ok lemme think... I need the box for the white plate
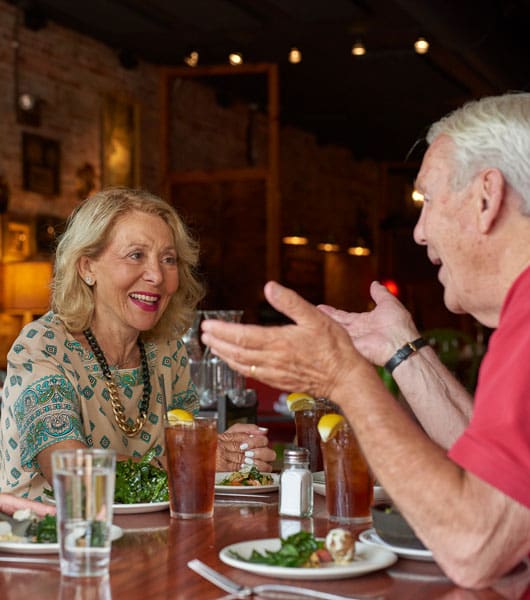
[45,497,169,515]
[219,538,397,580]
[0,525,123,555]
[359,529,433,562]
[113,501,169,514]
[312,472,388,503]
[215,472,279,494]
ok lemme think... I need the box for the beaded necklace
[83,328,151,437]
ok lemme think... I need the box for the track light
[288,47,302,64]
[414,37,429,55]
[228,52,243,66]
[184,51,199,67]
[351,40,366,56]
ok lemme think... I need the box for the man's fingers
[264,281,327,328]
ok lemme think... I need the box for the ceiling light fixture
[414,37,430,55]
[351,40,366,56]
[347,242,371,257]
[288,47,302,64]
[282,234,309,246]
[229,52,243,66]
[184,50,199,67]
[317,238,341,253]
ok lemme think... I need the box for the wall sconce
[16,92,41,126]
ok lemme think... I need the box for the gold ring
[250,364,257,376]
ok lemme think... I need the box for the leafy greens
[114,449,168,504]
[229,531,324,567]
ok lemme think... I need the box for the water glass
[52,448,116,577]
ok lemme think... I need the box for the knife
[187,559,381,599]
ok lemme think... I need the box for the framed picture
[101,95,140,187]
[22,133,61,195]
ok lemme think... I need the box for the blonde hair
[52,187,204,339]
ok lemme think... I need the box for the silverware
[188,559,379,599]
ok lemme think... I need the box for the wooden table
[0,494,528,599]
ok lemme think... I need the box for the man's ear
[477,168,505,234]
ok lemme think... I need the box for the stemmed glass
[199,310,244,409]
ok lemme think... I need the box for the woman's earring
[85,276,94,286]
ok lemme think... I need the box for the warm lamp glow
[282,235,309,246]
[348,245,371,257]
[317,242,340,253]
[414,37,430,55]
[288,47,302,64]
[3,261,53,310]
[411,189,424,205]
[229,52,243,66]
[352,40,366,56]
[184,51,199,67]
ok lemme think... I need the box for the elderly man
[201,93,530,589]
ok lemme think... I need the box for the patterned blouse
[0,312,199,500]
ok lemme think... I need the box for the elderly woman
[0,187,274,500]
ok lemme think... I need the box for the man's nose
[413,206,427,246]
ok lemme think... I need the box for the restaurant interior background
[1,0,529,388]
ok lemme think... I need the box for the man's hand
[318,281,420,366]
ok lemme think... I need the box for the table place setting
[187,559,383,599]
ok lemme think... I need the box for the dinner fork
[187,559,381,600]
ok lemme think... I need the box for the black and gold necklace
[83,328,151,437]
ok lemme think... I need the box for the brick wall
[0,0,380,317]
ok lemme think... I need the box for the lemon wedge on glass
[286,392,316,412]
[166,408,195,425]
[317,413,345,442]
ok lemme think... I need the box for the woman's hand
[216,423,276,472]
[0,493,56,517]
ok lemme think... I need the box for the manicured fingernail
[258,427,268,432]
[249,434,254,439]
[243,457,254,465]
[239,443,249,450]
[244,451,255,458]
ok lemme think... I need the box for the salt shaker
[279,447,313,517]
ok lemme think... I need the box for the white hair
[427,92,530,213]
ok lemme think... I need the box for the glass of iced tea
[294,398,331,472]
[164,416,218,519]
[320,416,373,523]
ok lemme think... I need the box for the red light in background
[383,279,399,296]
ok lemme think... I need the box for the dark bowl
[371,503,427,550]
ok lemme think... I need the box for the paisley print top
[0,312,199,500]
